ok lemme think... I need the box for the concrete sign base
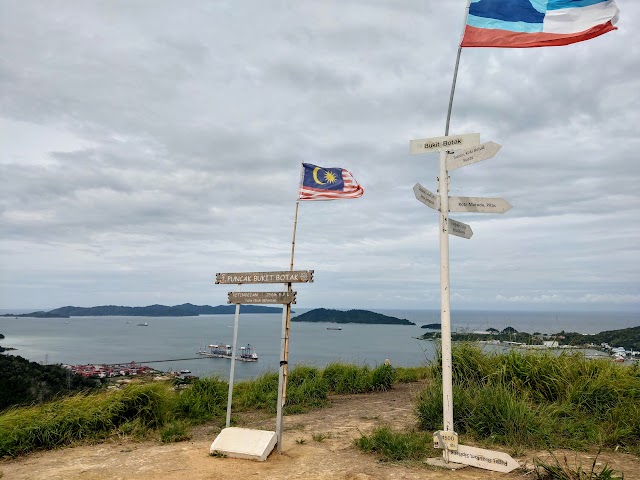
[210,427,277,461]
[425,457,468,470]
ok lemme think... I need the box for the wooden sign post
[216,270,313,454]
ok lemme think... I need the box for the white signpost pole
[225,302,241,427]
[438,151,455,462]
[275,305,288,453]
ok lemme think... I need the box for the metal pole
[440,1,471,463]
[445,0,471,137]
[438,151,454,463]
[275,305,288,453]
[225,303,240,428]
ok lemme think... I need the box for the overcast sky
[1,1,638,312]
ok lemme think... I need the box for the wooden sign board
[410,133,480,154]
[228,291,296,305]
[448,196,512,214]
[216,270,314,284]
[447,444,520,473]
[449,219,473,239]
[446,141,501,171]
[433,430,458,450]
[413,183,440,211]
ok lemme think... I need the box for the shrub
[371,364,397,391]
[175,377,227,422]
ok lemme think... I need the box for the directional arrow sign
[446,141,502,171]
[447,444,520,473]
[448,219,473,239]
[448,196,512,214]
[413,183,439,211]
[410,133,480,154]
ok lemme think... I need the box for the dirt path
[2,382,639,480]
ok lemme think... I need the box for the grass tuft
[354,426,432,462]
[533,451,624,479]
[160,420,191,443]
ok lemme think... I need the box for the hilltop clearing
[2,381,638,480]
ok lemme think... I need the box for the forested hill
[2,303,286,318]
[0,354,96,410]
[292,308,415,325]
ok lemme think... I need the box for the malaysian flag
[297,163,364,201]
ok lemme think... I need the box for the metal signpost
[411,135,517,473]
[215,270,313,454]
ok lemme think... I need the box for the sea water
[0,309,637,381]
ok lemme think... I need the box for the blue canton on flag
[298,163,364,201]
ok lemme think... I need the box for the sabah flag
[298,163,364,201]
[462,0,619,48]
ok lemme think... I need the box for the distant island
[292,308,415,325]
[419,325,640,351]
[1,303,288,318]
[421,323,441,329]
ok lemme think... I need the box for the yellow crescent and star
[312,167,338,185]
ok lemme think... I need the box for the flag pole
[283,200,300,402]
[276,168,302,453]
[445,0,471,136]
[440,0,471,464]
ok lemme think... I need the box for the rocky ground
[2,382,639,480]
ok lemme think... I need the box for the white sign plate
[433,430,458,450]
[446,141,502,171]
[448,196,512,214]
[413,183,439,211]
[447,444,520,473]
[449,219,473,239]
[410,133,480,154]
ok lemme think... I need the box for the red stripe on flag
[461,22,617,48]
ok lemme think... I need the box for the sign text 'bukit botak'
[216,270,314,284]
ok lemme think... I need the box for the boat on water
[197,343,258,361]
[239,344,258,362]
[197,343,233,358]
[136,322,149,326]
[327,327,342,331]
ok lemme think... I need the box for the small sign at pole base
[433,430,458,450]
[446,444,520,473]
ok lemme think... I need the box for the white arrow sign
[448,196,512,214]
[413,183,439,211]
[410,133,480,154]
[448,219,473,239]
[447,444,520,473]
[446,141,502,171]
